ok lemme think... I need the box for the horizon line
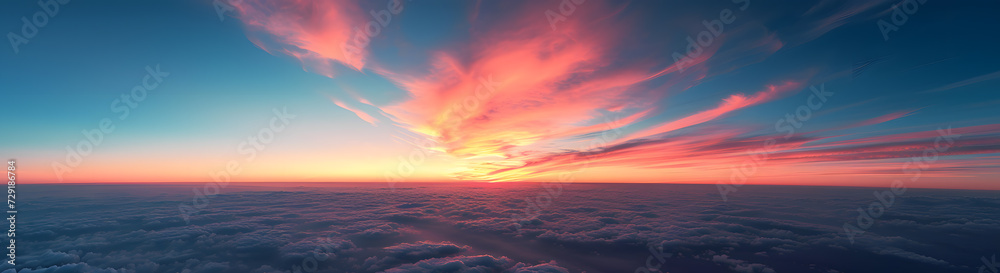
[17,181,1000,191]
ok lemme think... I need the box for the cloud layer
[7,184,999,272]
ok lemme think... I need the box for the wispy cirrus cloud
[921,70,1000,93]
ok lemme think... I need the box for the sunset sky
[2,0,999,189]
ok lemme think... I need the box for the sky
[1,0,999,189]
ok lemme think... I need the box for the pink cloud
[227,0,1000,184]
[231,0,370,74]
[619,81,804,143]
[333,99,380,126]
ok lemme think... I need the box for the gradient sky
[2,0,999,189]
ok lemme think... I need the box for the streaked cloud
[226,0,1000,184]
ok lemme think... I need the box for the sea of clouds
[3,183,998,273]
